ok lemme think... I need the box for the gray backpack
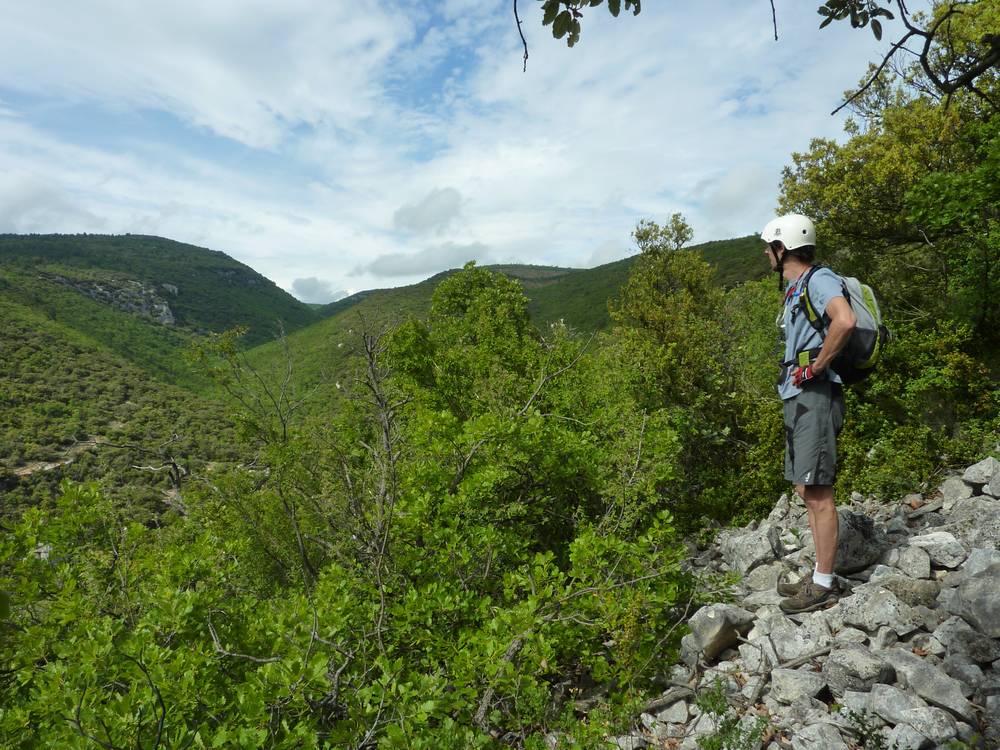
[798,266,891,384]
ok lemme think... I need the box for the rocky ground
[604,456,1000,749]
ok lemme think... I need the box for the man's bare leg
[800,484,838,575]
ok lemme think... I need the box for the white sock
[813,570,834,588]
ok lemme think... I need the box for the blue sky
[0,0,906,302]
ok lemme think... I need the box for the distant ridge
[315,235,765,332]
[245,235,768,415]
[0,233,318,347]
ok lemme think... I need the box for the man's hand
[791,365,820,387]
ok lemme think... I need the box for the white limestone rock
[940,476,973,511]
[962,456,1000,486]
[838,584,917,636]
[954,562,1000,638]
[721,526,776,576]
[870,683,927,725]
[881,647,976,723]
[791,722,849,749]
[962,547,1000,577]
[821,643,895,697]
[769,668,827,705]
[895,546,932,579]
[744,561,784,592]
[884,723,932,749]
[899,706,958,745]
[907,531,968,569]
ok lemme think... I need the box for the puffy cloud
[0,173,107,232]
[356,242,492,278]
[587,240,631,267]
[0,1,892,294]
[694,164,779,239]
[393,187,462,234]
[290,277,348,304]
[0,0,409,149]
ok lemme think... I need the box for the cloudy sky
[0,1,902,302]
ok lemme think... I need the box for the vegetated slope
[319,236,766,333]
[0,234,318,348]
[0,267,208,390]
[524,236,766,330]
[248,236,768,416]
[0,292,236,518]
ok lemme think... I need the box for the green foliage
[0,234,318,347]
[695,680,769,750]
[843,708,898,750]
[0,266,209,391]
[1,291,694,744]
[0,293,236,520]
[609,239,785,526]
[838,320,999,499]
[906,115,1000,336]
[633,213,693,254]
[5,37,1000,746]
[541,0,641,48]
[250,242,767,419]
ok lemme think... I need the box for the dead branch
[474,635,526,730]
[515,0,529,72]
[208,617,282,664]
[836,1,1000,114]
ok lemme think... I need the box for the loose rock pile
[611,456,1000,749]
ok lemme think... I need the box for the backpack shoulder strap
[799,265,825,333]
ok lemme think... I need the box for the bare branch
[770,0,778,41]
[514,0,529,72]
[833,30,918,114]
[208,618,282,664]
[474,635,526,729]
[519,332,595,417]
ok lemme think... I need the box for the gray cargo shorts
[783,379,845,486]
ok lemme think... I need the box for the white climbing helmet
[760,213,816,251]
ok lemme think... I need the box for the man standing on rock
[761,214,857,614]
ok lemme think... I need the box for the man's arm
[811,296,856,375]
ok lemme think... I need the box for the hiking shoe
[776,574,840,598]
[779,579,839,614]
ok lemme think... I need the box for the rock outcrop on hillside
[48,274,177,325]
[608,456,1000,749]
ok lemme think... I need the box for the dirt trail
[11,437,103,477]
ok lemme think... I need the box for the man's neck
[782,257,811,282]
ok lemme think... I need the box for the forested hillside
[2,3,999,747]
[0,292,238,519]
[245,235,767,419]
[0,230,761,517]
[0,234,319,348]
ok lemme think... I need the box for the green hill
[245,236,767,414]
[0,232,768,494]
[0,292,236,518]
[0,234,318,348]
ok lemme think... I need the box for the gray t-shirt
[778,266,845,400]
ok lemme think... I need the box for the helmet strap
[770,245,785,291]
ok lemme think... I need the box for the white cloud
[588,240,631,267]
[0,0,409,148]
[0,0,900,294]
[393,187,462,234]
[291,277,348,304]
[356,242,493,277]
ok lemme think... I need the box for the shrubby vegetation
[0,293,237,520]
[2,4,999,744]
[0,234,318,348]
